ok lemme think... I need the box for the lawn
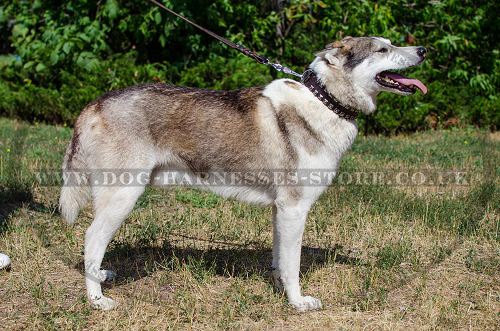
[0,117,498,330]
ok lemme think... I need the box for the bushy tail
[59,183,90,225]
[59,129,90,225]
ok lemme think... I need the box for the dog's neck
[309,58,377,115]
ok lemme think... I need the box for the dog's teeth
[382,76,395,84]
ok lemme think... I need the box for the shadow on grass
[0,188,33,234]
[70,181,498,287]
[0,187,54,236]
[75,240,362,286]
[0,123,33,234]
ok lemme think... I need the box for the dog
[59,36,427,311]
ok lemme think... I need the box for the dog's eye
[377,48,388,53]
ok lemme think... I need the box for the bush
[0,0,498,132]
[0,51,170,123]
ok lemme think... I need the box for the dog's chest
[298,117,357,169]
[287,124,355,205]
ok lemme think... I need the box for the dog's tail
[59,119,91,225]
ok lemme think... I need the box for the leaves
[76,52,100,72]
[103,0,120,20]
[0,0,498,131]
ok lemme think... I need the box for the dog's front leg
[271,203,322,312]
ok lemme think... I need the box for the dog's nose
[417,46,427,58]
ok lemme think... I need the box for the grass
[0,117,499,330]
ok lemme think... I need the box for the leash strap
[148,0,303,78]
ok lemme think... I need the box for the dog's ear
[322,51,341,67]
[331,40,352,53]
[328,41,344,49]
[316,40,350,67]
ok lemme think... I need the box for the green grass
[0,117,499,330]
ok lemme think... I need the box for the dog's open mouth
[376,71,428,94]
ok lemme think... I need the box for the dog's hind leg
[85,185,145,310]
[272,201,322,312]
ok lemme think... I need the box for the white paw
[290,295,322,312]
[100,269,116,282]
[90,296,118,311]
[0,253,11,269]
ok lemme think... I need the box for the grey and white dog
[59,36,427,311]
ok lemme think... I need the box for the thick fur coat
[60,36,427,311]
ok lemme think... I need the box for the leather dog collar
[301,69,358,120]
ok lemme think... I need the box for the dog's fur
[59,36,426,311]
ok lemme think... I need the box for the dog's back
[60,83,301,224]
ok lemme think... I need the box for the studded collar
[300,69,358,120]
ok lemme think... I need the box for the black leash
[148,0,302,78]
[147,0,358,120]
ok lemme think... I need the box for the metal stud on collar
[301,69,358,120]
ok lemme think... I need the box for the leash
[147,0,358,120]
[148,0,302,78]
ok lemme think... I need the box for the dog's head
[311,36,427,113]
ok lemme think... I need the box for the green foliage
[0,0,498,132]
[0,52,169,122]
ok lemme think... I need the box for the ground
[0,117,498,330]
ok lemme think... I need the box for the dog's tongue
[385,72,428,94]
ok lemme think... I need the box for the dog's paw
[289,296,322,312]
[90,296,118,311]
[100,269,116,282]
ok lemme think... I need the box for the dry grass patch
[1,118,498,329]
